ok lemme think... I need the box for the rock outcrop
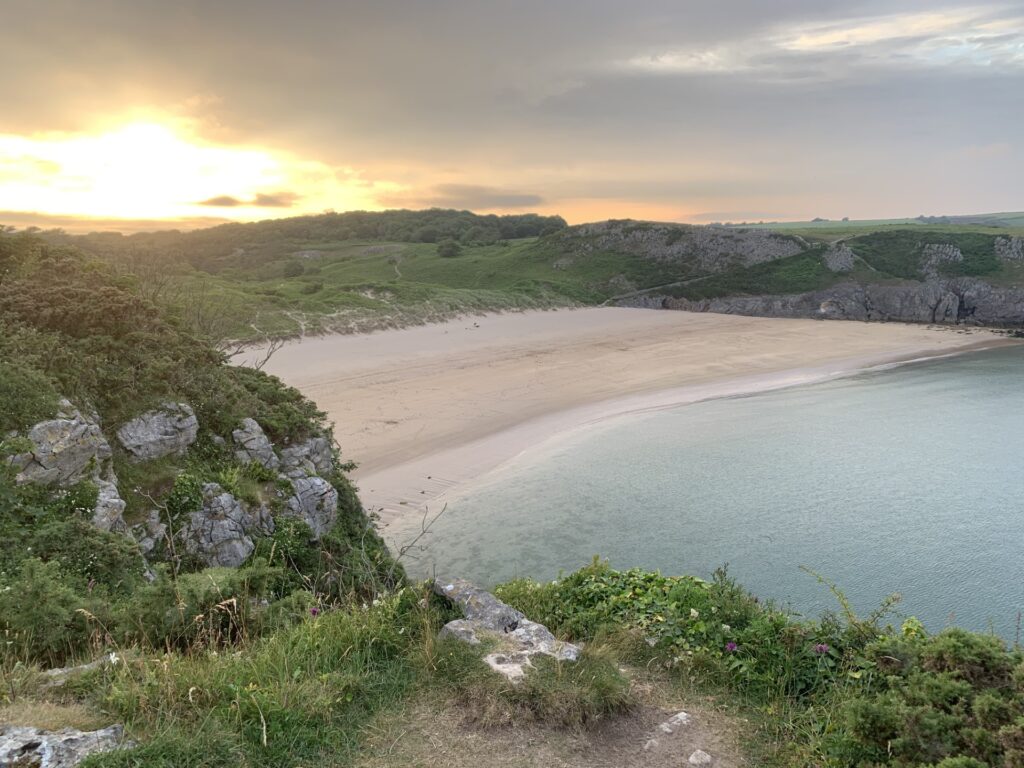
[434,579,581,682]
[7,400,128,533]
[996,236,1024,261]
[555,221,805,272]
[280,436,334,478]
[921,243,964,279]
[181,483,274,568]
[232,418,279,470]
[0,724,130,767]
[282,475,338,538]
[823,243,856,272]
[116,403,198,462]
[636,277,1024,326]
[9,401,110,487]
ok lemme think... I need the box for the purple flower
[725,642,738,653]
[310,607,320,617]
[813,643,830,655]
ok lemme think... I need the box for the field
[49,209,1024,341]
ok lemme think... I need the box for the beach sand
[248,308,1003,524]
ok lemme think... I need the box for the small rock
[117,403,198,462]
[0,724,130,767]
[689,748,714,766]
[231,418,279,470]
[434,579,582,682]
[643,738,660,751]
[181,483,273,567]
[282,474,338,538]
[280,436,334,478]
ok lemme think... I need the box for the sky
[1,0,1022,231]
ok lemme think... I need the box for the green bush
[0,359,58,433]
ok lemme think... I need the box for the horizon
[2,1,1023,230]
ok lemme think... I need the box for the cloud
[382,184,544,210]
[1,1,1022,223]
[253,191,300,207]
[199,191,300,208]
[199,195,243,207]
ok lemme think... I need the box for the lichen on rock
[116,402,198,462]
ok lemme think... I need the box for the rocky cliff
[626,278,1024,325]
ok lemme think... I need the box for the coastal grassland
[496,562,1024,767]
[30,210,1024,341]
[6,560,1024,767]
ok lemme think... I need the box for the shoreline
[361,335,1009,529]
[249,307,1016,528]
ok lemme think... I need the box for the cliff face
[624,278,1024,326]
[554,221,806,271]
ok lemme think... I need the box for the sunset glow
[0,120,386,224]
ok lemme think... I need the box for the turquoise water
[387,345,1024,637]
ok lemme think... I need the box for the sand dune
[250,308,1003,523]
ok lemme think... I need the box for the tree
[437,239,461,258]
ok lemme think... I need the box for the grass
[80,219,1023,341]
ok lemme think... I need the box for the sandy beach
[249,308,1004,524]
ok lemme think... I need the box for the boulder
[823,243,856,272]
[433,579,581,682]
[116,403,198,462]
[181,483,273,568]
[996,236,1024,262]
[282,475,338,538]
[8,400,111,487]
[280,436,334,478]
[131,510,168,557]
[92,474,127,533]
[0,724,130,767]
[231,418,279,470]
[922,243,964,279]
[7,401,129,533]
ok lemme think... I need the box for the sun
[0,119,379,223]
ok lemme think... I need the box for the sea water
[384,345,1024,637]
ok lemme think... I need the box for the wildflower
[813,643,830,655]
[725,642,738,653]
[108,652,120,666]
[310,607,320,617]
[690,608,700,620]
[721,624,731,632]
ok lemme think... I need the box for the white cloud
[620,5,1024,76]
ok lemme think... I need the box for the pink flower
[310,607,320,617]
[725,642,738,653]
[813,643,830,655]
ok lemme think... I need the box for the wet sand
[245,308,1004,524]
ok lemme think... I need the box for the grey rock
[823,243,856,272]
[92,474,127,533]
[282,475,338,538]
[131,510,168,557]
[556,221,805,272]
[433,579,581,682]
[437,618,481,644]
[9,401,111,487]
[689,749,714,766]
[231,418,279,470]
[996,236,1024,261]
[280,436,334,478]
[0,724,130,767]
[7,401,129,533]
[181,483,273,567]
[922,243,963,279]
[434,579,525,631]
[655,277,1024,326]
[116,403,198,462]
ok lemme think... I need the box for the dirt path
[354,672,750,768]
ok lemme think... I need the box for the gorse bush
[499,561,1024,767]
